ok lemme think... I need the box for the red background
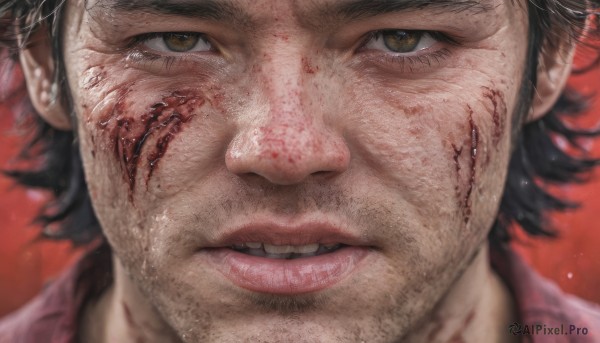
[1,51,600,317]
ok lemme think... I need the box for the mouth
[198,220,373,295]
[229,242,346,259]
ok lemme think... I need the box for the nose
[225,56,350,185]
[227,122,351,185]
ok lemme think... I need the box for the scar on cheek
[452,106,480,224]
[98,90,206,198]
[481,86,507,146]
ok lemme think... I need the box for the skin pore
[25,0,543,341]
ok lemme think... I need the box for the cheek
[80,65,108,92]
[102,90,205,196]
[347,83,510,226]
[450,106,481,224]
[482,86,508,146]
[449,86,509,225]
[78,82,215,202]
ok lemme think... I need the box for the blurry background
[1,47,600,317]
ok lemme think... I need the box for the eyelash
[129,51,185,71]
[380,48,453,72]
[127,30,459,72]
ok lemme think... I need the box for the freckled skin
[302,56,319,74]
[59,0,527,342]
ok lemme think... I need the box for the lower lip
[203,247,370,295]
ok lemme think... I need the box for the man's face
[62,0,526,341]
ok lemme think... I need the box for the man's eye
[364,30,436,54]
[142,33,212,53]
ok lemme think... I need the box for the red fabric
[492,247,600,343]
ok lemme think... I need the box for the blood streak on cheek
[452,144,463,196]
[451,106,480,223]
[481,87,507,146]
[464,107,480,223]
[100,90,205,198]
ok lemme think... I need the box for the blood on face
[97,90,206,199]
[481,86,507,146]
[450,105,480,224]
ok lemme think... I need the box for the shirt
[1,243,599,343]
[491,245,600,342]
[0,243,111,343]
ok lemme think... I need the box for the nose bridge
[261,46,309,124]
[260,49,314,157]
[226,49,350,184]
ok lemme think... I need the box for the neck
[405,244,518,343]
[80,258,181,343]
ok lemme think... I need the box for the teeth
[296,243,319,254]
[262,243,322,254]
[232,243,342,256]
[263,244,294,254]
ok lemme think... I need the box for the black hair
[0,0,599,246]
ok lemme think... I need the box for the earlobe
[19,28,72,130]
[527,43,576,122]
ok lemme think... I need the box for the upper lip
[205,217,371,248]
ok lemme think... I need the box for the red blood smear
[106,91,204,197]
[452,143,463,190]
[463,107,479,223]
[482,87,506,145]
[452,143,464,206]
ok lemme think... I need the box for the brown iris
[163,33,201,52]
[381,30,423,53]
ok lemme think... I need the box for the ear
[526,42,576,122]
[19,27,72,130]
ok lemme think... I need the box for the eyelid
[361,30,440,56]
[354,29,460,73]
[132,32,214,54]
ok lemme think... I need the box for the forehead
[87,0,504,29]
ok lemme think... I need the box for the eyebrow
[333,0,494,20]
[94,0,494,28]
[94,0,250,23]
